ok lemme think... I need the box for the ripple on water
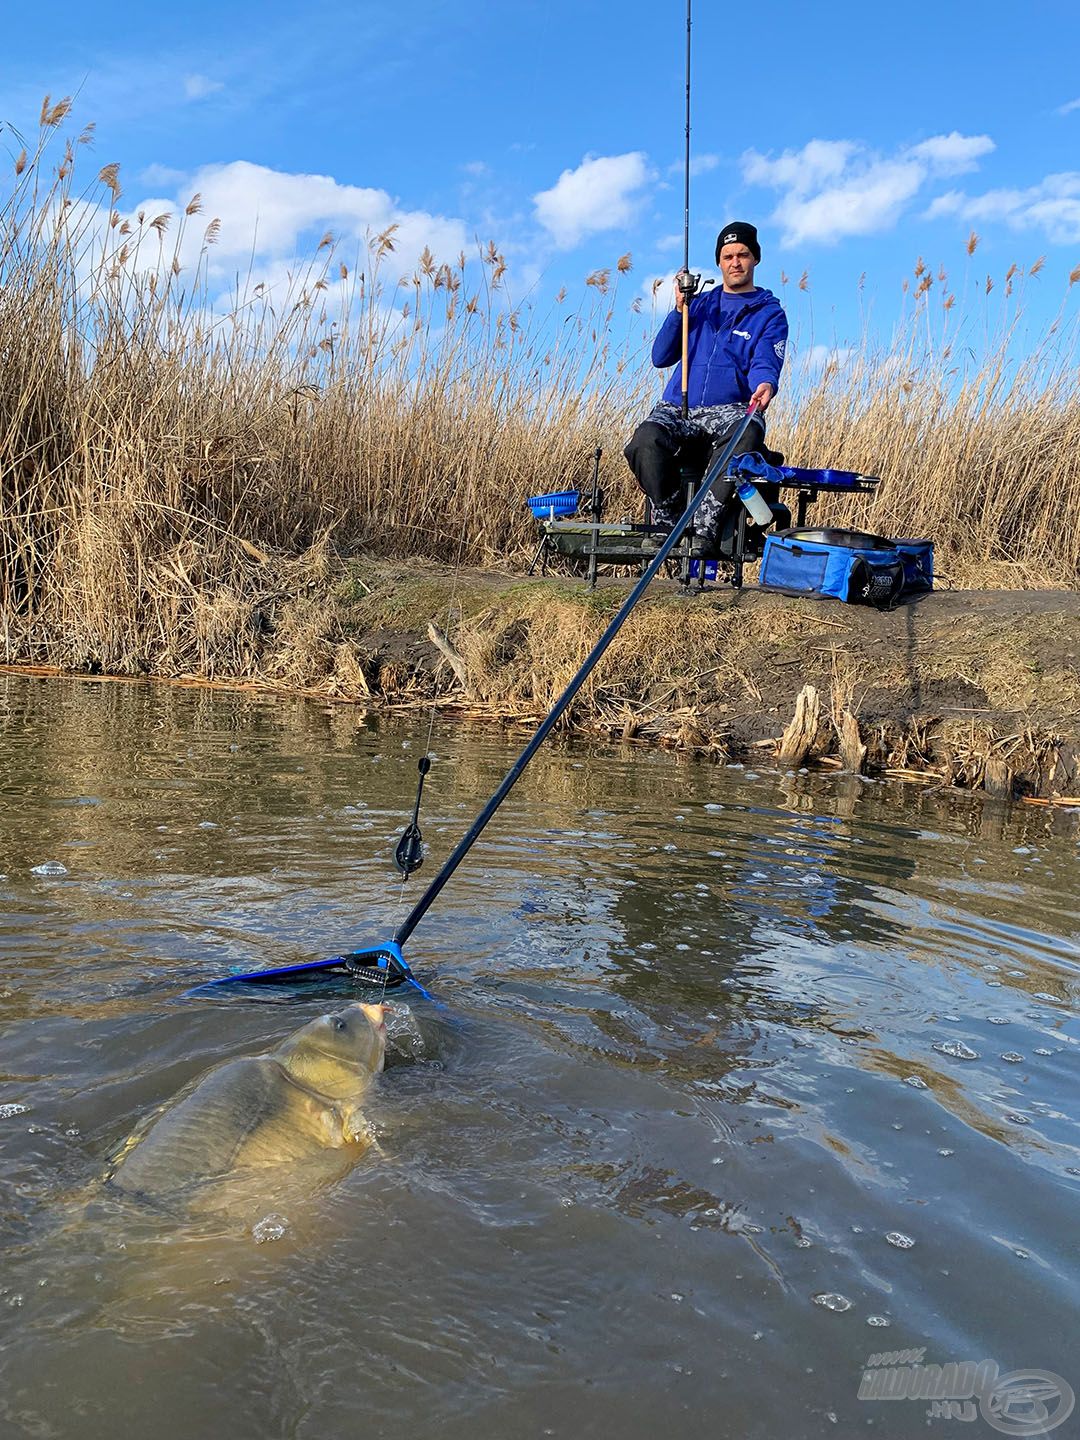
[2,677,1080,1440]
[812,1293,853,1312]
[933,1040,980,1060]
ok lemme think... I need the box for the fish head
[278,1002,387,1099]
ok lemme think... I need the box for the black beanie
[716,221,761,264]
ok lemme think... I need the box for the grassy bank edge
[6,559,1080,802]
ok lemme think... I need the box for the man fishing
[624,221,789,551]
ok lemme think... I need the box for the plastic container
[736,478,774,527]
[526,490,580,519]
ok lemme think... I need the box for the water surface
[1,674,1079,1439]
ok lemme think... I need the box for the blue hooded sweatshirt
[652,286,788,409]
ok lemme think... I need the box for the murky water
[1,674,1079,1439]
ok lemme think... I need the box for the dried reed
[2,107,1079,679]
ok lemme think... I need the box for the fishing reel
[677,269,701,301]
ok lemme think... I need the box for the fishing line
[393,505,472,892]
[205,7,744,1003]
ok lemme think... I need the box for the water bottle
[736,478,774,527]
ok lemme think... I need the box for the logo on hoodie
[774,339,786,359]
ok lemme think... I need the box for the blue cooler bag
[760,528,930,609]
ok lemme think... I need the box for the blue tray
[780,466,873,489]
[527,490,580,518]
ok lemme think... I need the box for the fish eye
[333,1016,348,1032]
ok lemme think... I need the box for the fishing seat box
[759,529,933,607]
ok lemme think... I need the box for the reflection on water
[1,674,1079,1439]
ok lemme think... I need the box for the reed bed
[2,106,1079,676]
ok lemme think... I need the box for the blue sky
[2,0,1079,369]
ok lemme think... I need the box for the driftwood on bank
[836,709,867,773]
[426,621,469,691]
[778,684,822,768]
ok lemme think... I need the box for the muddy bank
[7,559,1080,800]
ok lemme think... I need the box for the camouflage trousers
[624,402,766,532]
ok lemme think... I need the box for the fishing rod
[205,8,724,998]
[679,0,699,419]
[206,405,759,997]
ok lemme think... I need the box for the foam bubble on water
[31,861,68,877]
[933,1040,979,1060]
[938,1148,955,1157]
[867,1315,892,1327]
[704,802,724,811]
[886,1231,915,1249]
[1034,1048,1053,1056]
[1005,1113,1031,1125]
[987,1016,1009,1025]
[744,772,759,781]
[1000,1052,1025,1064]
[903,1076,928,1089]
[252,1213,290,1244]
[198,821,218,830]
[0,1103,29,1119]
[986,981,1003,988]
[813,1293,852,1312]
[795,1237,812,1248]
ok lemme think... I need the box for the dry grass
[2,107,1080,680]
[768,247,1080,585]
[0,111,649,671]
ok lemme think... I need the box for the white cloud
[925,172,1080,244]
[1058,97,1080,116]
[183,74,224,101]
[73,160,473,312]
[174,160,466,270]
[138,163,188,189]
[667,153,721,178]
[743,139,857,196]
[742,134,995,247]
[689,153,720,178]
[800,344,856,373]
[906,131,995,175]
[533,152,652,249]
